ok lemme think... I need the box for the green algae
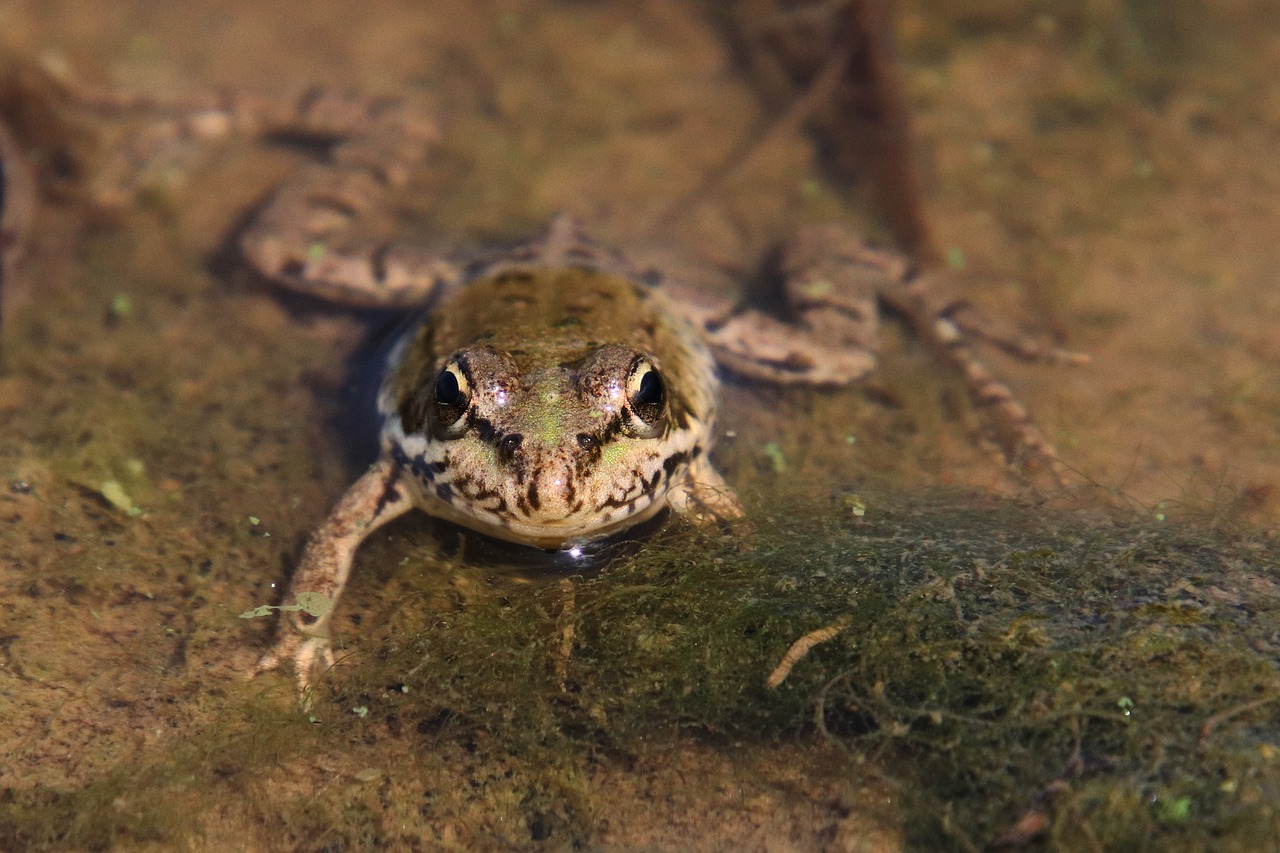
[5,495,1276,850]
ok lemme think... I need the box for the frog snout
[528,455,580,517]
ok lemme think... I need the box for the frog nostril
[498,433,524,464]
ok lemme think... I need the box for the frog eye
[625,357,666,436]
[433,360,472,433]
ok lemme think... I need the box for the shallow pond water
[2,1,1279,850]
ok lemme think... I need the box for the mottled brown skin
[252,230,744,691]
[381,266,722,549]
[0,74,1080,695]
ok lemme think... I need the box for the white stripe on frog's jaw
[381,386,707,549]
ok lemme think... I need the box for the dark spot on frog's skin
[663,450,690,481]
[373,466,404,517]
[371,242,393,285]
[281,259,306,279]
[639,268,663,287]
[391,444,439,486]
[755,353,817,373]
[494,270,535,286]
[435,483,454,503]
[593,288,617,302]
[468,413,500,444]
[526,479,541,511]
[598,489,642,511]
[648,469,661,492]
[565,246,598,261]
[498,434,524,465]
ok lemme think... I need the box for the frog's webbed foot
[248,458,415,698]
[250,629,335,699]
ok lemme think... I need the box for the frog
[0,76,1083,693]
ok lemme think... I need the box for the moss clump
[328,494,1280,849]
[2,495,1277,850]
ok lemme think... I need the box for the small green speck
[945,247,967,271]
[109,294,134,320]
[761,442,787,474]
[307,242,327,263]
[1156,796,1192,824]
[124,458,146,478]
[840,494,867,517]
[1117,696,1135,716]
[90,610,102,621]
[100,480,137,515]
[1135,159,1155,179]
[248,516,260,526]
[354,768,381,782]
[351,706,369,719]
[797,279,833,299]
[845,434,857,445]
[799,179,823,200]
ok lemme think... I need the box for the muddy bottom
[2,1,1279,850]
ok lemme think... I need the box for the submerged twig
[767,615,851,688]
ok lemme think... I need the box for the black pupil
[436,369,461,404]
[636,369,664,406]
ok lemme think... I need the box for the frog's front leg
[251,457,414,694]
[667,453,746,526]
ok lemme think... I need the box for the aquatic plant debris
[238,590,331,620]
[766,616,852,688]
